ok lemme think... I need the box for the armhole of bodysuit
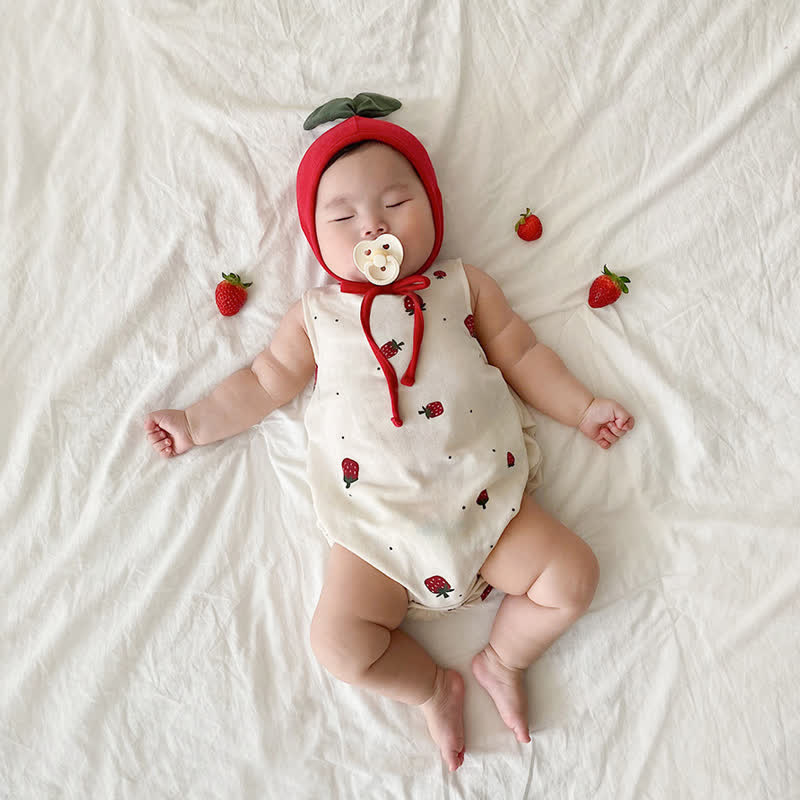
[300,291,321,364]
[454,258,475,313]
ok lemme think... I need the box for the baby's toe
[448,748,464,771]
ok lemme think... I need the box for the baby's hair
[321,139,381,174]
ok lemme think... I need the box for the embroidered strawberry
[404,296,426,315]
[380,339,404,359]
[515,208,543,241]
[476,489,489,509]
[419,401,444,419]
[464,315,477,338]
[433,270,447,279]
[424,575,453,598]
[481,584,494,601]
[588,265,631,308]
[342,458,359,488]
[507,451,515,467]
[215,272,252,316]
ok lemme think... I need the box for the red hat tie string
[340,274,431,427]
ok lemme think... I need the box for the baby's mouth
[352,234,404,285]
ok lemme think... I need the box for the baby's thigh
[309,545,410,677]
[312,544,409,630]
[479,494,598,603]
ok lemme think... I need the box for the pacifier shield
[353,234,404,285]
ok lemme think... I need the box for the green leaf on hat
[303,92,401,130]
[352,92,402,117]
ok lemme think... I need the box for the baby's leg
[472,493,599,742]
[310,544,465,771]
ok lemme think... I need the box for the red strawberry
[480,584,494,601]
[215,272,252,316]
[419,401,444,419]
[404,295,426,315]
[588,265,631,308]
[424,575,453,598]
[507,451,515,468]
[464,315,477,338]
[380,339,404,359]
[515,208,542,241]
[476,489,489,509]
[433,270,447,279]
[342,458,359,488]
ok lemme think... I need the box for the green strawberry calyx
[221,272,253,289]
[601,265,631,294]
[514,208,534,232]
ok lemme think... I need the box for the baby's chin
[324,260,428,284]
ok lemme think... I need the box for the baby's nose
[361,221,387,239]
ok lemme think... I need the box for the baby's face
[314,142,436,282]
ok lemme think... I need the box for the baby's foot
[420,666,466,772]
[471,645,531,743]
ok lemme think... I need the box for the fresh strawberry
[515,208,542,241]
[418,401,444,419]
[464,315,477,338]
[507,451,515,468]
[342,458,359,488]
[588,265,631,308]
[215,272,252,316]
[476,489,489,509]
[424,575,453,598]
[380,339,404,359]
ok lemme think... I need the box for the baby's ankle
[421,664,446,707]
[482,643,524,673]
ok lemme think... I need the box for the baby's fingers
[594,429,613,448]
[147,428,170,445]
[612,408,634,431]
[146,427,173,456]
[607,420,628,437]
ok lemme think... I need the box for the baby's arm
[464,264,634,448]
[144,300,316,457]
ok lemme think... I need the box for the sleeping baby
[143,95,635,772]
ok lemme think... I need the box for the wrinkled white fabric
[2,1,799,798]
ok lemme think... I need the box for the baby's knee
[532,539,599,616]
[309,612,390,684]
[565,542,600,614]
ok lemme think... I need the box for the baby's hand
[577,398,635,450]
[144,410,195,458]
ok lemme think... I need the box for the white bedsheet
[2,1,799,797]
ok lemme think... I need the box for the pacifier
[353,234,404,285]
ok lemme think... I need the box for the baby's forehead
[316,143,417,204]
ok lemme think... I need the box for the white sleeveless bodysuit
[301,258,543,615]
